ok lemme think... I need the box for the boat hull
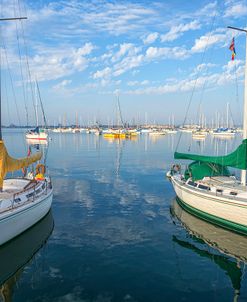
[25,134,48,140]
[171,177,247,235]
[0,191,53,246]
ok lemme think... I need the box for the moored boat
[169,26,247,234]
[0,15,53,245]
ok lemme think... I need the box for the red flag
[229,38,236,60]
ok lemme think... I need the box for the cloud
[146,46,189,60]
[143,32,159,44]
[79,2,158,36]
[27,42,95,81]
[127,80,150,86]
[191,30,227,53]
[111,43,140,63]
[113,54,144,76]
[161,20,201,42]
[76,42,94,56]
[224,2,247,17]
[197,1,218,17]
[53,79,72,91]
[92,67,112,79]
[124,60,244,95]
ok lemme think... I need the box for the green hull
[176,197,247,236]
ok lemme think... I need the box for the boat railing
[12,179,49,206]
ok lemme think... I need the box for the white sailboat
[212,103,235,138]
[26,81,48,140]
[0,16,53,245]
[169,26,247,235]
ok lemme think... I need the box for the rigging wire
[2,41,21,127]
[16,1,37,127]
[36,79,48,128]
[175,13,217,152]
[14,0,29,127]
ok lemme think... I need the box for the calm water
[1,129,247,302]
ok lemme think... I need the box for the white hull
[171,199,247,262]
[149,131,166,136]
[26,132,48,140]
[171,176,247,230]
[212,132,235,138]
[0,180,53,246]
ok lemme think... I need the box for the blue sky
[1,0,247,126]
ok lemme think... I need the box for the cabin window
[26,192,34,198]
[188,181,197,187]
[42,183,46,190]
[230,191,238,196]
[198,184,210,190]
[216,189,223,194]
[35,188,42,194]
[14,198,21,203]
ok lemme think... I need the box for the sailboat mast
[228,26,247,185]
[0,17,27,140]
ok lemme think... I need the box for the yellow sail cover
[0,140,42,188]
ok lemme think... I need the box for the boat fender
[172,164,181,172]
[35,164,46,180]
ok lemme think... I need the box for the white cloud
[127,80,150,86]
[53,79,72,91]
[111,43,140,63]
[197,1,218,17]
[191,31,227,53]
[92,67,112,79]
[28,42,95,81]
[77,42,94,56]
[80,2,158,36]
[124,59,244,96]
[143,32,159,44]
[146,46,189,60]
[224,3,247,17]
[113,54,144,76]
[161,20,201,42]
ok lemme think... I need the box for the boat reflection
[0,210,54,301]
[171,198,247,301]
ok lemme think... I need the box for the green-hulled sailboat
[169,26,247,235]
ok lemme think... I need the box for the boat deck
[201,176,247,192]
[1,179,36,199]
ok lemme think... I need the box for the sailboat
[26,81,48,140]
[0,17,53,245]
[168,26,247,235]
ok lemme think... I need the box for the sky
[1,0,247,126]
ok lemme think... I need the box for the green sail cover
[184,162,230,181]
[174,139,247,170]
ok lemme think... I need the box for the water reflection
[170,199,247,301]
[0,211,54,301]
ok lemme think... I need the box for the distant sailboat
[26,81,48,140]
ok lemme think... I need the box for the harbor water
[1,129,247,302]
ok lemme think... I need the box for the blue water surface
[0,129,246,302]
